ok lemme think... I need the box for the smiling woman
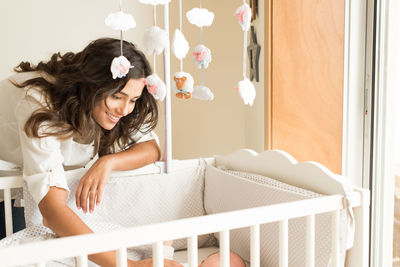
[92,79,146,130]
[0,38,181,267]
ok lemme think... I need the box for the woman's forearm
[40,187,182,267]
[103,139,161,171]
[39,187,119,267]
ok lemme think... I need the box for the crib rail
[0,193,364,267]
[0,175,23,236]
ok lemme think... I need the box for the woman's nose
[116,101,131,116]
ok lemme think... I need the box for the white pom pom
[234,3,252,31]
[142,26,169,55]
[192,44,212,69]
[192,85,214,101]
[186,8,214,27]
[146,74,166,101]
[105,11,136,31]
[172,29,189,60]
[110,56,134,79]
[236,78,256,106]
[172,72,194,99]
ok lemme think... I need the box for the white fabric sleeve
[15,95,69,205]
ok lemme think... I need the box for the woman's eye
[130,100,136,104]
[111,95,121,100]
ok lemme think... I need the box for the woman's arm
[76,139,160,213]
[40,187,182,267]
[38,187,118,267]
[104,139,161,171]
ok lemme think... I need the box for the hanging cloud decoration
[138,0,171,5]
[192,44,212,69]
[172,29,189,60]
[105,11,136,31]
[186,8,214,27]
[235,78,256,106]
[142,26,169,55]
[234,3,252,31]
[146,74,166,101]
[192,85,214,101]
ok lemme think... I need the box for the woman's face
[92,78,145,130]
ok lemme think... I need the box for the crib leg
[279,219,288,267]
[153,241,164,267]
[306,215,315,267]
[4,188,13,236]
[250,225,260,267]
[187,236,198,267]
[220,230,230,267]
[76,255,88,267]
[117,248,127,267]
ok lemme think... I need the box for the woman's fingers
[79,179,94,213]
[89,186,97,213]
[96,182,105,206]
[75,158,112,213]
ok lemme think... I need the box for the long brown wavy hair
[13,38,158,156]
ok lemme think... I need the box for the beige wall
[0,0,264,160]
[0,1,152,78]
[245,0,265,152]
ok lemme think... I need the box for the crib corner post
[345,189,370,267]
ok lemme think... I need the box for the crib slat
[219,230,230,267]
[331,210,340,267]
[306,215,315,267]
[152,241,164,267]
[116,248,127,267]
[279,219,288,267]
[250,224,260,267]
[76,255,88,267]
[4,188,13,236]
[187,236,198,267]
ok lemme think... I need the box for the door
[265,0,345,174]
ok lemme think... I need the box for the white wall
[0,0,264,160]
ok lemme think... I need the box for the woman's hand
[75,155,114,213]
[129,259,183,267]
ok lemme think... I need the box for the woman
[0,38,181,267]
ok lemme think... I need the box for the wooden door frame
[264,0,367,186]
[264,0,272,150]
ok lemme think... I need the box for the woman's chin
[99,121,117,130]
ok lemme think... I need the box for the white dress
[0,72,159,204]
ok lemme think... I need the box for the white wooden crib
[0,149,369,267]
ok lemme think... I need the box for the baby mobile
[105,0,167,101]
[171,0,214,101]
[234,0,256,106]
[140,0,173,102]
